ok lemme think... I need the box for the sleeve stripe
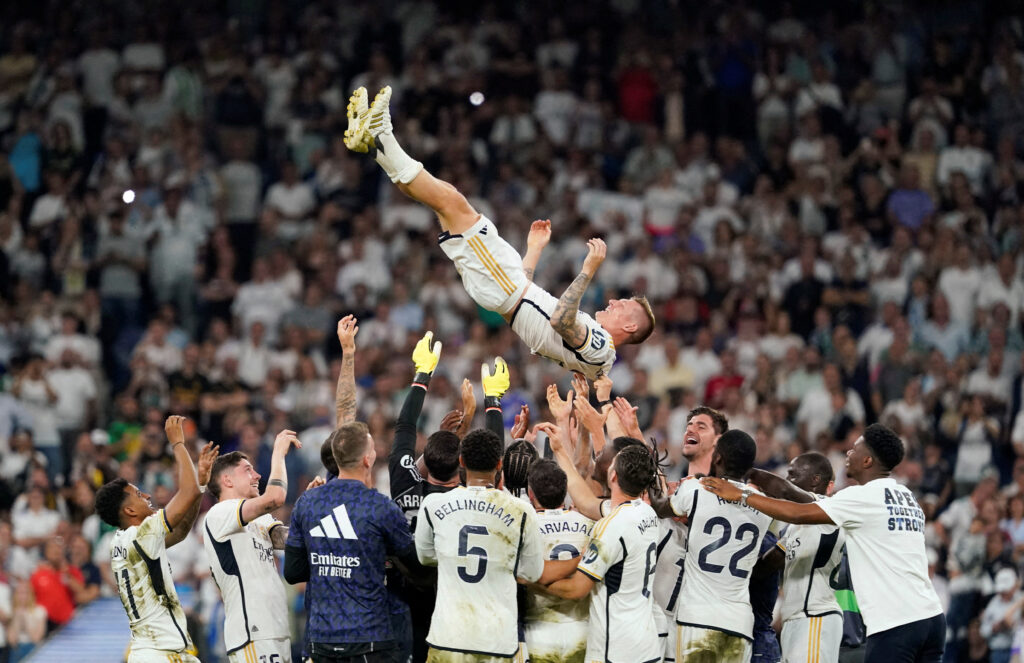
[161,509,171,533]
[578,567,602,582]
[268,521,285,531]
[570,327,592,352]
[237,499,248,528]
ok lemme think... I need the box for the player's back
[578,499,662,663]
[779,500,846,623]
[527,507,594,624]
[509,284,615,380]
[671,478,775,640]
[110,510,194,653]
[653,519,688,616]
[416,485,544,658]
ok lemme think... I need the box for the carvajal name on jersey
[311,551,361,578]
[540,520,592,536]
[433,498,516,527]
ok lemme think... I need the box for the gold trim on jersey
[160,509,171,533]
[467,236,515,295]
[236,500,246,528]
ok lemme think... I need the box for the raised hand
[460,379,476,415]
[273,429,302,455]
[481,357,510,398]
[581,238,607,277]
[197,441,220,486]
[571,372,589,400]
[412,331,443,375]
[546,384,573,422]
[574,394,608,433]
[594,374,613,402]
[612,397,644,440]
[305,476,326,492]
[165,415,187,447]
[439,410,465,433]
[337,315,359,352]
[511,404,531,439]
[535,422,563,454]
[527,219,552,252]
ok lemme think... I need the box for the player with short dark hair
[202,430,305,663]
[415,426,547,662]
[284,419,418,663]
[702,423,945,663]
[95,416,217,663]
[540,427,662,663]
[523,458,594,663]
[343,86,654,380]
[662,429,777,663]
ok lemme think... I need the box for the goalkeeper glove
[481,357,509,409]
[412,331,442,385]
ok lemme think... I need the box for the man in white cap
[981,567,1022,663]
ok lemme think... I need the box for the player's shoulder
[206,498,242,519]
[566,508,596,529]
[137,509,171,536]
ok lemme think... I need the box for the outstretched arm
[522,220,551,282]
[162,416,202,532]
[335,316,359,425]
[746,468,817,504]
[166,440,218,547]
[537,422,606,521]
[701,477,834,525]
[550,239,605,348]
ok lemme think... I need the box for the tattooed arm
[335,316,359,424]
[550,238,606,348]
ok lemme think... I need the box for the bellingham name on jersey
[431,497,518,527]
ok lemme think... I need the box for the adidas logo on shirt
[309,504,359,540]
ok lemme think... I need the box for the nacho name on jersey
[432,497,517,527]
[883,485,926,532]
[311,551,362,577]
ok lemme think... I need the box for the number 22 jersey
[669,478,777,640]
[415,485,545,657]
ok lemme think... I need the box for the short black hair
[424,431,460,481]
[614,445,657,497]
[95,478,130,528]
[209,451,248,499]
[715,429,757,478]
[528,459,567,509]
[503,440,539,495]
[862,423,905,471]
[320,437,338,476]
[612,436,646,453]
[794,451,834,484]
[460,429,503,472]
[688,406,729,435]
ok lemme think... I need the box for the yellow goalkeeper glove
[412,331,442,375]
[481,357,510,398]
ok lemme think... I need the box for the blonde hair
[629,295,656,344]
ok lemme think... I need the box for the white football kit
[110,509,199,663]
[577,500,662,663]
[816,477,943,636]
[525,508,594,662]
[670,478,777,663]
[416,486,545,659]
[203,498,291,663]
[778,495,845,663]
[439,215,616,379]
[652,520,688,663]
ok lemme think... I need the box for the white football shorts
[438,215,528,316]
[780,614,843,663]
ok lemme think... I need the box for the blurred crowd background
[0,0,1023,661]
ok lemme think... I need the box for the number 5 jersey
[415,485,545,658]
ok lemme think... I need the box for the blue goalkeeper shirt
[286,478,414,645]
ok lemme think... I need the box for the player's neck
[609,486,638,507]
[687,455,712,477]
[336,468,371,486]
[464,471,495,488]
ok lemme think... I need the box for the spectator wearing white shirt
[679,328,723,399]
[979,254,1024,327]
[534,68,578,147]
[47,348,97,479]
[132,320,183,374]
[335,238,392,300]
[966,348,1011,411]
[937,124,992,195]
[917,294,970,362]
[236,321,272,389]
[10,357,61,481]
[43,312,100,368]
[232,258,294,342]
[489,95,538,162]
[795,363,865,443]
[938,245,984,327]
[264,160,316,240]
[795,58,843,117]
[77,30,121,109]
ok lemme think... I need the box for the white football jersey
[778,495,845,623]
[669,478,776,640]
[652,519,688,615]
[415,486,545,658]
[203,499,290,653]
[509,283,616,380]
[527,507,594,625]
[110,510,194,653]
[578,500,662,663]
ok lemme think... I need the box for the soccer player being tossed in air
[202,428,306,663]
[344,86,655,380]
[94,416,218,663]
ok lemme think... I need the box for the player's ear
[622,321,639,334]
[826,480,835,497]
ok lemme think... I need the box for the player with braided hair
[536,424,662,663]
[503,439,539,501]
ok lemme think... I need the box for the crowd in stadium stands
[0,0,1023,660]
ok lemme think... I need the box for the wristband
[484,396,502,411]
[413,372,433,389]
[597,400,612,408]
